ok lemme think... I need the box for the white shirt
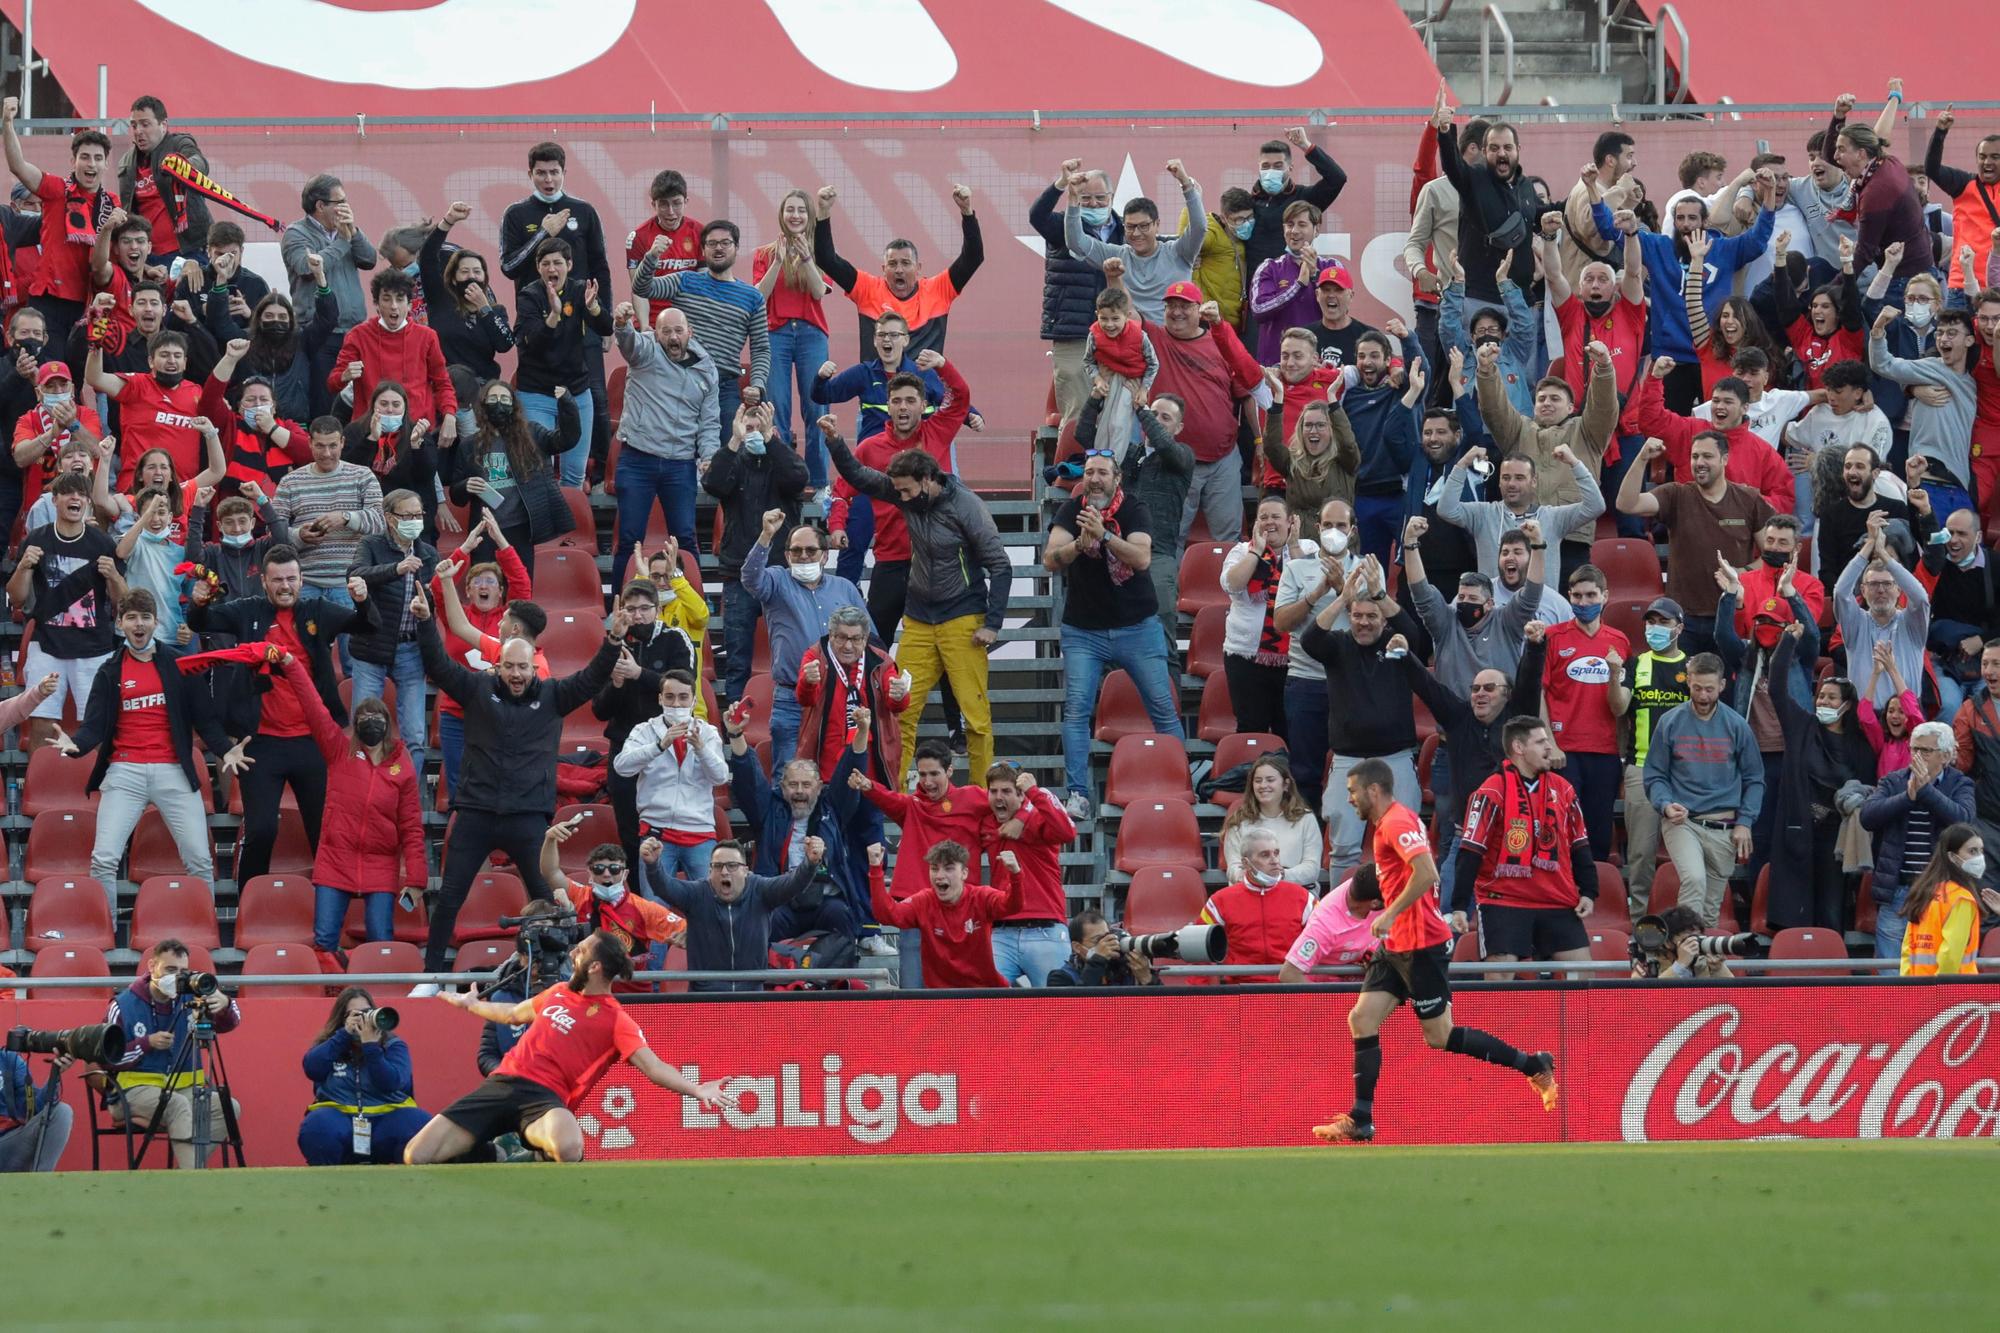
[1693,388,1812,450]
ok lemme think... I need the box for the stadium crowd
[1,77,1998,1167]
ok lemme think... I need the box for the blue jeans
[721,579,761,702]
[520,389,595,488]
[302,582,356,675]
[655,839,714,880]
[1060,620,1184,798]
[767,319,830,489]
[314,884,394,951]
[614,450,697,588]
[716,377,741,468]
[770,685,802,773]
[896,924,925,990]
[1283,676,1330,810]
[1875,882,1910,959]
[836,500,874,584]
[350,642,428,778]
[439,712,463,803]
[991,922,1071,987]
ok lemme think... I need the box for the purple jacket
[1248,252,1324,362]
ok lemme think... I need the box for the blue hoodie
[1635,211,1777,361]
[809,356,955,443]
[1341,377,1418,495]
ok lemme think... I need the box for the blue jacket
[108,978,243,1088]
[1441,279,1538,416]
[809,356,958,444]
[732,742,866,914]
[0,1051,58,1130]
[1636,212,1777,361]
[1860,763,1977,892]
[1714,590,1822,719]
[1029,183,1121,342]
[647,856,818,993]
[302,1030,417,1114]
[1341,379,1419,496]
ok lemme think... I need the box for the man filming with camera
[1629,905,1747,979]
[106,939,242,1168]
[1045,909,1160,987]
[0,1043,73,1172]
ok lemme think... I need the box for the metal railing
[1412,0,1459,60]
[1158,957,1911,978]
[1479,5,1515,108]
[5,968,897,992]
[1653,3,1690,105]
[1598,0,1645,74]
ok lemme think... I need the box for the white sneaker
[1064,792,1094,822]
[858,935,896,956]
[407,982,442,999]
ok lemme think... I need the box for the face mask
[395,518,424,540]
[1753,624,1782,649]
[126,632,155,655]
[155,371,183,389]
[1907,301,1935,330]
[1456,602,1485,629]
[1572,602,1603,623]
[355,715,389,746]
[258,322,291,338]
[742,431,766,456]
[378,413,404,434]
[139,527,171,544]
[1247,866,1281,888]
[789,560,822,585]
[240,407,263,432]
[1582,297,1614,320]
[41,391,71,409]
[1761,550,1789,568]
[15,337,42,356]
[534,186,564,205]
[1319,527,1349,556]
[401,260,420,279]
[1645,625,1675,652]
[1080,206,1111,228]
[486,400,514,423]
[592,873,628,903]
[1960,854,1987,880]
[222,531,253,548]
[1815,706,1843,725]
[1257,168,1286,194]
[662,706,693,726]
[1232,219,1255,241]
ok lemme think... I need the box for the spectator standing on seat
[742,510,865,767]
[1220,757,1322,888]
[515,238,611,488]
[1045,448,1182,821]
[1872,304,1979,521]
[280,174,376,338]
[593,579,695,869]
[272,417,386,618]
[1438,440,1605,601]
[57,587,224,908]
[625,169,701,324]
[1405,514,1540,698]
[724,700,868,949]
[611,301,719,582]
[340,385,440,545]
[542,824,684,988]
[8,471,126,750]
[1062,162,1204,323]
[980,764,1077,987]
[1862,721,1977,958]
[645,837,822,993]
[1453,717,1597,965]
[1198,828,1313,983]
[1247,201,1326,362]
[1616,436,1775,656]
[107,940,242,1170]
[115,96,209,261]
[1620,599,1692,919]
[813,181,984,356]
[1436,115,1551,308]
[446,380,578,579]
[421,202,513,380]
[1259,373,1359,525]
[633,220,768,462]
[868,842,1022,990]
[752,189,834,494]
[1183,188,1255,338]
[298,987,427,1166]
[327,271,456,452]
[1918,505,1999,721]
[848,737,990,990]
[1924,108,2000,297]
[1030,160,1120,423]
[1813,444,1930,579]
[427,516,531,799]
[1642,653,1765,927]
[1339,332,1426,566]
[613,669,729,882]
[1244,126,1348,283]
[1081,387,1193,664]
[1767,622,1876,931]
[1540,564,1631,859]
[1834,512,1933,708]
[347,488,439,779]
[646,540,710,694]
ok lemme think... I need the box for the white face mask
[395,518,424,540]
[788,560,822,585]
[591,874,627,903]
[1318,527,1349,556]
[1815,706,1842,725]
[1907,301,1936,330]
[534,185,564,205]
[1960,853,1987,881]
[1247,866,1281,888]
[662,706,693,726]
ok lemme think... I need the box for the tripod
[134,999,245,1169]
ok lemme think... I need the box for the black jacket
[591,620,697,751]
[420,226,514,379]
[498,196,612,300]
[186,591,377,736]
[1438,124,1555,302]
[1244,145,1349,279]
[702,437,807,582]
[342,422,440,532]
[1300,611,1434,759]
[69,642,232,794]
[512,276,613,395]
[1027,183,1121,342]
[184,501,295,603]
[215,285,341,424]
[416,617,618,816]
[445,396,580,546]
[1088,397,1193,554]
[348,533,442,667]
[1045,952,1161,987]
[116,132,213,253]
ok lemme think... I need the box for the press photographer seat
[1113,799,1202,876]
[1122,866,1207,934]
[1768,927,1851,977]
[347,940,425,974]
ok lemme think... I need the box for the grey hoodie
[827,436,1013,631]
[1869,333,1977,490]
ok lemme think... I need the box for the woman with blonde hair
[1219,755,1323,887]
[753,187,834,495]
[1260,389,1358,523]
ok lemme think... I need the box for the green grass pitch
[13,1142,1986,1330]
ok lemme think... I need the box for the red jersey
[1735,563,1826,633]
[111,655,177,765]
[114,374,205,483]
[497,982,647,1108]
[1372,801,1451,952]
[1557,293,1647,438]
[868,863,1022,989]
[13,400,106,509]
[1973,359,2000,458]
[257,612,309,738]
[96,263,138,338]
[1540,620,1630,756]
[862,780,989,900]
[1788,319,1865,390]
[978,785,1077,921]
[30,173,107,303]
[130,165,179,256]
[627,217,704,282]
[1458,765,1590,909]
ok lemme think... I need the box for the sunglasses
[1081,448,1117,460]
[588,862,625,876]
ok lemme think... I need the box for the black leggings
[235,734,326,883]
[866,558,961,731]
[425,807,556,970]
[1222,655,1288,738]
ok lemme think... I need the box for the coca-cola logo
[1621,1002,2000,1142]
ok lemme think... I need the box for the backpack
[766,930,860,989]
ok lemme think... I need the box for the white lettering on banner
[152,413,201,430]
[678,1055,959,1145]
[1620,1002,2000,1142]
[122,692,167,711]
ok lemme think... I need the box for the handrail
[1157,957,1912,977]
[1599,0,1644,73]
[1654,2,1690,104]
[1479,5,1514,108]
[1411,0,1458,59]
[1716,94,1740,123]
[5,968,898,991]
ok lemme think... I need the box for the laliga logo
[683,1054,959,1145]
[1620,1002,2000,1142]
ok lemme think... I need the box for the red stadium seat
[1206,733,1287,810]
[238,943,325,998]
[232,875,317,951]
[30,945,113,1001]
[538,611,607,677]
[129,876,220,953]
[1602,600,1651,654]
[1091,670,1151,744]
[452,939,515,973]
[1587,929,1631,964]
[129,809,213,884]
[25,876,115,952]
[454,872,529,944]
[21,745,97,815]
[559,486,597,544]
[135,943,214,974]
[1113,798,1203,875]
[1768,926,1850,977]
[22,810,96,883]
[1589,538,1664,600]
[1979,933,2000,960]
[264,809,316,875]
[1451,931,1482,964]
[346,940,426,975]
[1411,694,1437,743]
[1195,671,1237,743]
[1185,605,1227,679]
[534,543,605,610]
[552,805,616,874]
[1103,734,1194,807]
[1417,732,1440,803]
[1853,871,1877,939]
[751,617,772,676]
[1122,865,1207,933]
[739,675,775,751]
[1648,862,1681,914]
[1175,542,1233,615]
[656,943,690,994]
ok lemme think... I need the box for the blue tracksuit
[107,978,242,1089]
[1635,212,1777,361]
[298,1029,427,1165]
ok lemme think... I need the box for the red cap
[34,362,71,387]
[1316,259,1354,290]
[1753,596,1793,624]
[1162,280,1205,305]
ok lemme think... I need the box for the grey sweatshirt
[616,327,721,464]
[1834,546,1932,707]
[1868,334,1976,491]
[1411,573,1537,698]
[827,436,1013,631]
[1065,180,1206,322]
[279,216,378,333]
[1437,459,1605,600]
[1642,701,1764,823]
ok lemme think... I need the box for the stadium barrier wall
[11,980,1998,1169]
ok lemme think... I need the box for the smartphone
[1755,138,1771,156]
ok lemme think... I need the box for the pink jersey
[1283,880,1383,973]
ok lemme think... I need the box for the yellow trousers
[897,614,993,787]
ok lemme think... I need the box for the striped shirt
[273,462,386,587]
[631,260,771,391]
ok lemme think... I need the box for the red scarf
[1493,762,1563,879]
[63,178,114,246]
[1246,546,1288,665]
[1075,490,1135,586]
[177,640,285,677]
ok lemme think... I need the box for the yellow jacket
[1180,210,1249,332]
[658,569,711,718]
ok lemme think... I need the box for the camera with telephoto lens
[364,1007,400,1034]
[1121,923,1228,964]
[500,906,585,971]
[156,969,219,1000]
[7,1023,125,1064]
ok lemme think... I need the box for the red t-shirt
[627,217,704,299]
[1973,359,2000,458]
[30,173,102,303]
[115,375,204,482]
[1540,620,1631,756]
[868,864,1020,989]
[111,655,177,765]
[497,982,647,1108]
[257,610,309,738]
[750,246,829,333]
[1788,319,1865,390]
[96,264,138,337]
[1557,293,1647,438]
[130,165,178,256]
[1373,801,1451,952]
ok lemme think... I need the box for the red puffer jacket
[278,657,426,894]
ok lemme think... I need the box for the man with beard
[1405,513,1541,698]
[1,98,114,344]
[116,95,211,261]
[1341,330,1426,565]
[1627,362,1796,517]
[1925,108,2000,301]
[1454,718,1598,964]
[980,762,1077,987]
[1476,337,1619,579]
[1436,116,1551,309]
[633,220,769,460]
[1490,528,1573,625]
[727,695,870,949]
[272,418,387,615]
[1732,514,1826,636]
[1814,443,1929,576]
[1438,442,1604,601]
[1635,173,1780,411]
[1617,435,1773,656]
[1403,407,1482,598]
[613,300,719,581]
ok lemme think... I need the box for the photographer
[1631,905,1739,979]
[298,986,427,1166]
[477,901,567,1078]
[1045,909,1158,987]
[106,939,242,1169]
[542,820,684,989]
[0,1046,73,1173]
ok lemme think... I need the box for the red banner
[11,982,1998,1168]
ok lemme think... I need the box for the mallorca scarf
[1075,490,1135,586]
[62,178,114,247]
[1246,545,1288,665]
[1492,762,1562,879]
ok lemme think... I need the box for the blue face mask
[1258,168,1286,194]
[139,527,170,544]
[1232,219,1254,241]
[1645,625,1675,652]
[534,186,564,205]
[401,260,420,279]
[1572,602,1604,623]
[222,532,253,548]
[41,391,72,409]
[378,413,404,435]
[241,408,262,432]
[1080,206,1112,228]
[742,432,766,457]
